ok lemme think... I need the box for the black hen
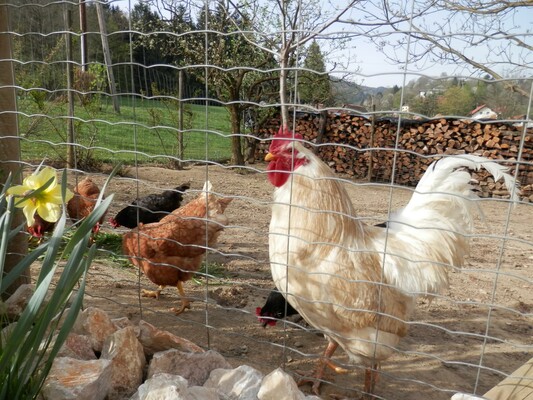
[110,183,190,229]
[256,289,299,327]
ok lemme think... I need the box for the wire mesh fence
[1,0,532,399]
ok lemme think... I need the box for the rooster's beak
[265,152,276,161]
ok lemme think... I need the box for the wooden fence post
[0,5,30,299]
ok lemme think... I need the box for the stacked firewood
[256,112,533,201]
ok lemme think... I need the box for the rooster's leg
[297,341,347,395]
[141,285,165,299]
[362,363,380,399]
[170,280,191,315]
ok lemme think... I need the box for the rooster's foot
[294,369,324,396]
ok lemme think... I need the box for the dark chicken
[110,184,190,229]
[256,289,299,327]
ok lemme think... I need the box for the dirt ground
[71,163,532,400]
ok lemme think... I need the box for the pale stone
[0,322,17,348]
[76,307,117,352]
[186,386,220,400]
[258,368,306,400]
[41,357,112,400]
[204,365,263,400]
[137,320,204,356]
[451,394,486,400]
[129,373,188,400]
[101,326,147,400]
[148,349,231,387]
[5,283,34,318]
[112,316,134,330]
[58,333,96,360]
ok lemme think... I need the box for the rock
[112,317,134,330]
[101,326,147,400]
[26,306,323,400]
[137,320,204,356]
[58,333,97,360]
[148,349,231,387]
[204,365,263,400]
[5,283,34,318]
[74,307,117,352]
[451,394,486,400]
[258,368,308,400]
[41,357,112,400]
[0,322,17,348]
[130,373,189,400]
[186,386,220,400]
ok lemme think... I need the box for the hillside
[331,78,389,105]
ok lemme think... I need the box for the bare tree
[342,0,532,97]
[247,0,358,126]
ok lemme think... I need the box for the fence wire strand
[1,0,532,399]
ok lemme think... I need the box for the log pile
[256,112,533,201]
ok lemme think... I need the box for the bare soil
[72,163,532,400]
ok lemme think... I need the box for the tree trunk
[229,105,244,165]
[96,1,120,114]
[279,50,290,127]
[0,6,30,299]
[245,136,257,164]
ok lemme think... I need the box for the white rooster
[265,126,518,398]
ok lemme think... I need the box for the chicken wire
[1,0,532,399]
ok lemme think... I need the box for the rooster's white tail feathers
[414,155,518,203]
[202,181,212,193]
[381,154,518,296]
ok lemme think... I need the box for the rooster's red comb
[269,125,303,152]
[275,125,303,140]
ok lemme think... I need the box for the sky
[321,1,533,87]
[111,0,532,88]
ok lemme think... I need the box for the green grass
[94,232,131,268]
[192,261,227,285]
[17,95,233,166]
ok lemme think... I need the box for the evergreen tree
[299,40,331,107]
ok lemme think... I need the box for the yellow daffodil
[6,167,74,226]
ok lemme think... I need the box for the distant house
[511,114,533,128]
[470,104,498,120]
[419,88,445,98]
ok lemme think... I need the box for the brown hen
[122,181,232,315]
[67,177,105,234]
[28,212,55,242]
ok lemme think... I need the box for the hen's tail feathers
[383,154,519,296]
